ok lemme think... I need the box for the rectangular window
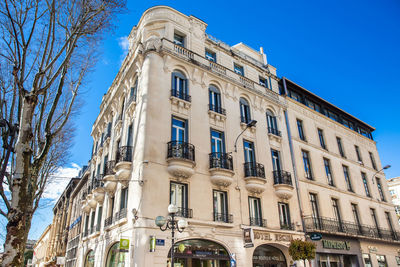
[396,256,400,266]
[376,178,386,201]
[297,119,306,141]
[363,254,372,267]
[171,117,187,142]
[302,150,313,180]
[211,130,225,153]
[289,90,302,102]
[243,140,255,163]
[369,152,377,170]
[97,206,102,230]
[331,198,342,230]
[120,187,128,210]
[278,202,291,230]
[110,196,115,216]
[385,211,394,234]
[370,208,380,234]
[336,137,345,158]
[249,197,263,226]
[323,158,334,186]
[327,110,338,122]
[90,210,95,231]
[170,182,190,218]
[351,203,362,232]
[84,214,89,235]
[127,123,133,146]
[259,77,270,89]
[376,255,387,267]
[234,63,244,76]
[205,49,216,62]
[306,99,321,113]
[310,193,321,228]
[174,33,185,47]
[318,129,326,149]
[271,149,282,172]
[213,190,229,223]
[342,165,353,192]
[355,145,363,163]
[361,172,371,197]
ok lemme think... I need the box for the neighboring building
[388,177,400,225]
[282,78,400,267]
[33,224,52,267]
[56,5,399,267]
[46,177,80,266]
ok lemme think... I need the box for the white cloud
[118,36,129,64]
[42,163,81,202]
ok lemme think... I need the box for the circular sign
[178,243,185,253]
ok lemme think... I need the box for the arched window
[240,98,251,123]
[84,250,95,267]
[106,242,127,267]
[171,71,190,101]
[253,244,286,266]
[209,85,224,114]
[266,109,280,136]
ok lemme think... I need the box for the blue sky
[22,0,400,241]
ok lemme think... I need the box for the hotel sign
[322,240,350,250]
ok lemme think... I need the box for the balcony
[171,89,191,102]
[103,161,117,195]
[81,199,91,214]
[104,216,113,228]
[115,208,127,222]
[209,152,234,187]
[273,170,294,199]
[208,104,226,124]
[176,207,193,218]
[268,127,281,137]
[244,162,266,194]
[166,141,195,179]
[115,146,133,186]
[92,177,105,204]
[304,216,400,242]
[214,212,233,223]
[208,104,226,115]
[280,222,295,231]
[250,217,267,227]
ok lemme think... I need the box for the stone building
[388,177,400,225]
[59,5,399,267]
[33,224,52,267]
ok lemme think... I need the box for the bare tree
[0,0,126,265]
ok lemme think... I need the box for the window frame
[318,128,327,150]
[239,98,251,123]
[297,119,306,141]
[302,150,313,180]
[234,63,244,76]
[323,158,334,186]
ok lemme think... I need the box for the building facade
[33,224,52,267]
[388,177,400,225]
[56,5,399,267]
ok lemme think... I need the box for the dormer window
[259,77,270,89]
[205,49,216,62]
[174,33,185,47]
[234,64,244,76]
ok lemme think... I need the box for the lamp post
[372,165,391,184]
[234,120,257,152]
[155,204,188,266]
[0,119,19,181]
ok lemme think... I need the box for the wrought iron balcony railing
[116,146,133,163]
[250,217,267,227]
[171,89,191,102]
[280,222,295,230]
[304,216,400,242]
[176,207,193,218]
[114,208,127,221]
[244,162,265,178]
[92,175,104,189]
[167,141,195,161]
[104,216,113,228]
[273,170,292,186]
[213,212,233,223]
[268,127,281,137]
[104,160,116,176]
[209,152,233,170]
[208,104,226,115]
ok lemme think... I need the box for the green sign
[322,240,350,250]
[120,239,130,251]
[309,233,322,241]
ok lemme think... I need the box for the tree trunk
[2,95,37,266]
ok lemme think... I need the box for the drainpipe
[282,77,306,234]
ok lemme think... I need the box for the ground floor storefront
[359,240,400,267]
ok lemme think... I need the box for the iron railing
[208,104,226,115]
[280,222,295,230]
[304,216,400,241]
[240,116,251,124]
[115,208,127,221]
[176,207,193,218]
[92,175,104,189]
[116,146,133,163]
[104,160,116,176]
[244,162,265,178]
[104,216,113,228]
[167,141,195,161]
[171,89,191,102]
[268,127,281,137]
[209,152,233,170]
[250,217,267,227]
[213,212,233,223]
[273,170,292,186]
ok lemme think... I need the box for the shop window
[106,242,127,267]
[84,250,95,267]
[253,245,286,266]
[376,255,387,267]
[362,254,372,267]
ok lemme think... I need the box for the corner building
[70,6,400,267]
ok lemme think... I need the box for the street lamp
[372,165,391,184]
[234,120,257,152]
[155,204,188,266]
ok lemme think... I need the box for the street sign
[156,239,165,246]
[309,233,322,241]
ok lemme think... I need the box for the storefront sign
[120,239,130,252]
[149,236,156,252]
[156,239,165,246]
[322,240,350,250]
[310,233,322,241]
[275,234,292,242]
[368,246,377,253]
[253,231,271,241]
[243,228,254,248]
